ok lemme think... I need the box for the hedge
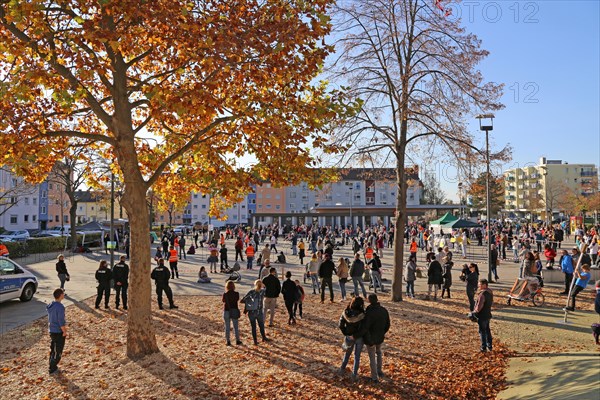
[4,233,103,258]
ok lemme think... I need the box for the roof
[338,167,420,181]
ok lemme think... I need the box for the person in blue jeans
[565,264,591,311]
[241,280,270,345]
[473,279,494,352]
[222,281,241,346]
[47,288,67,374]
[350,253,367,298]
[338,296,366,379]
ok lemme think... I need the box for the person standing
[367,253,384,293]
[291,232,298,256]
[241,280,270,345]
[47,288,67,374]
[339,296,366,380]
[490,244,499,282]
[293,279,305,320]
[219,244,229,271]
[245,243,255,270]
[234,237,244,262]
[441,255,453,299]
[94,260,112,309]
[559,249,574,295]
[113,255,129,310]
[337,257,350,301]
[350,253,368,298]
[318,253,336,303]
[262,267,281,327]
[405,255,417,298]
[362,294,390,383]
[473,279,494,352]
[307,252,321,295]
[261,243,271,265]
[427,254,443,301]
[151,259,178,310]
[463,263,479,311]
[168,245,179,279]
[55,254,70,291]
[178,235,186,260]
[222,281,242,346]
[281,271,297,325]
[298,239,306,264]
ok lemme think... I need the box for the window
[24,215,29,222]
[289,203,295,209]
[55,215,59,222]
[275,205,280,210]
[257,194,262,199]
[41,191,47,198]
[233,215,238,220]
[10,215,17,224]
[266,204,272,209]
[258,205,262,209]
[202,194,206,198]
[265,194,271,199]
[11,178,17,187]
[91,206,94,211]
[202,205,206,209]
[290,192,296,198]
[275,195,280,200]
[160,215,164,221]
[193,205,198,209]
[193,194,198,198]
[241,205,245,209]
[10,197,16,204]
[265,183,271,188]
[48,183,53,190]
[24,197,29,205]
[33,198,37,205]
[251,199,256,204]
[79,206,83,211]
[32,215,37,222]
[64,216,69,223]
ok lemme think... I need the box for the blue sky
[437,0,600,199]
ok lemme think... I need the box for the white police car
[0,257,38,303]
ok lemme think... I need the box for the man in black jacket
[474,279,493,352]
[151,259,178,310]
[318,253,336,303]
[362,294,390,383]
[262,267,281,327]
[113,255,129,310]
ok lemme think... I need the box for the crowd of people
[44,219,600,378]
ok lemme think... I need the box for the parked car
[0,257,38,302]
[0,230,31,242]
[39,226,71,237]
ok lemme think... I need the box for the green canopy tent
[429,213,459,235]
[441,219,482,229]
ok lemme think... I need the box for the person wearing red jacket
[544,244,556,269]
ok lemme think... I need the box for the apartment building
[504,157,598,219]
[0,168,41,231]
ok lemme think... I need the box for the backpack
[244,291,260,311]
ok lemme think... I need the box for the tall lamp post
[540,166,549,227]
[477,114,494,283]
[345,182,354,230]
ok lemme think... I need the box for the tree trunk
[120,180,159,358]
[391,146,407,302]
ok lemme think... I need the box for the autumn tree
[0,0,352,358]
[467,173,504,218]
[328,0,504,300]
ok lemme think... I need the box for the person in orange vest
[245,244,255,270]
[208,244,219,273]
[410,238,418,259]
[168,245,179,279]
[220,234,226,246]
[0,241,9,258]
[364,244,374,263]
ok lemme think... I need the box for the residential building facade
[503,157,598,220]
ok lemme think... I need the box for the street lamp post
[110,171,115,269]
[541,166,549,227]
[477,114,494,283]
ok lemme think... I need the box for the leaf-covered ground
[0,287,525,400]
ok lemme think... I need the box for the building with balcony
[503,157,598,220]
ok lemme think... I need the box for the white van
[0,257,38,302]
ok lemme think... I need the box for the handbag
[225,294,240,319]
[342,335,355,350]
[65,274,70,282]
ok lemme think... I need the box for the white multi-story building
[0,169,41,231]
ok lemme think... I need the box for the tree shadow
[52,373,93,400]
[134,351,225,399]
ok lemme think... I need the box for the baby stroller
[224,262,241,282]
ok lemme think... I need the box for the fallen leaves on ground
[1,289,527,399]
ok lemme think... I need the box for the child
[564,264,591,311]
[198,266,211,283]
[293,280,305,319]
[544,244,556,269]
[154,247,163,265]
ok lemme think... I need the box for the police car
[0,257,38,303]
